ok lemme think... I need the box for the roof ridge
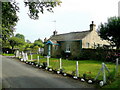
[55,30,90,36]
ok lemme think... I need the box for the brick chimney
[90,21,96,31]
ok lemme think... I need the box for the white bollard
[16,50,19,57]
[31,55,33,60]
[37,56,39,65]
[19,52,22,59]
[116,58,119,74]
[23,53,26,62]
[102,63,106,84]
[76,61,79,77]
[25,53,28,60]
[60,58,62,69]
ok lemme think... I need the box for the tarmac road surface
[1,55,96,88]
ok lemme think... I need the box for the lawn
[2,53,15,56]
[27,54,119,80]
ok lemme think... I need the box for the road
[1,55,95,88]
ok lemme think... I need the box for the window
[97,44,100,47]
[65,44,71,53]
[86,42,90,48]
[55,45,58,50]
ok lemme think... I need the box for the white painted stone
[39,65,42,68]
[36,64,38,67]
[99,81,104,86]
[57,71,60,74]
[73,76,78,79]
[81,78,85,82]
[20,59,23,61]
[49,68,52,71]
[32,63,34,65]
[88,80,92,83]
[63,73,67,76]
[45,67,48,70]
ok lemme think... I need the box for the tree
[2,2,19,41]
[15,33,25,41]
[98,16,120,49]
[26,39,31,43]
[34,38,44,48]
[8,37,25,50]
[1,0,61,42]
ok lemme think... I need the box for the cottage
[44,21,109,58]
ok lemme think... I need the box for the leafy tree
[2,2,19,41]
[8,37,25,50]
[26,39,31,43]
[1,0,61,42]
[15,33,25,41]
[24,0,62,20]
[98,16,120,49]
[34,38,44,48]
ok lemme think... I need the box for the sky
[14,0,120,43]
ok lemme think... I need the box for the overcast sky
[14,0,120,42]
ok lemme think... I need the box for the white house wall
[82,30,109,48]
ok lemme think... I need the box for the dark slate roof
[49,30,91,41]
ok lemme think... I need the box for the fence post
[16,50,19,57]
[31,55,32,60]
[116,58,119,74]
[60,58,62,69]
[23,53,26,61]
[25,53,28,60]
[102,63,106,84]
[37,56,40,65]
[47,56,49,67]
[76,61,79,77]
[116,58,119,72]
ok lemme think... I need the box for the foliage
[26,39,31,43]
[34,38,44,48]
[8,37,25,50]
[2,1,61,45]
[107,68,116,83]
[2,53,14,56]
[98,16,120,49]
[15,33,25,41]
[24,0,62,19]
[103,68,120,88]
[27,55,116,80]
[2,2,19,41]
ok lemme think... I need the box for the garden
[14,51,120,88]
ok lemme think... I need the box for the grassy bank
[2,53,15,56]
[27,54,119,81]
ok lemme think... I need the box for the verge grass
[27,54,118,80]
[2,53,14,56]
